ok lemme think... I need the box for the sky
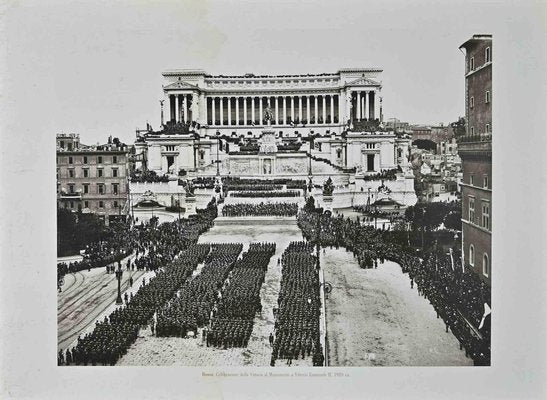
[1,0,545,145]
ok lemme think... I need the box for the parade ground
[57,254,154,351]
[322,248,472,366]
[58,216,472,367]
[118,219,307,366]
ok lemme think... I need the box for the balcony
[59,191,82,200]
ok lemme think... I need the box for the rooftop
[162,68,383,80]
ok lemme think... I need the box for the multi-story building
[56,134,131,225]
[458,34,492,286]
[161,68,383,137]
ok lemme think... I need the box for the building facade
[161,68,383,136]
[57,134,131,224]
[458,35,492,286]
[131,68,418,213]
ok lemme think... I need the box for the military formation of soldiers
[222,202,298,217]
[271,241,324,367]
[156,243,243,337]
[59,199,219,366]
[207,242,276,348]
[297,204,491,365]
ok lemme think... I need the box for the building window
[98,184,104,195]
[470,57,475,71]
[98,156,103,164]
[469,245,475,266]
[483,254,489,277]
[83,184,89,194]
[69,184,75,193]
[486,123,490,133]
[469,197,475,223]
[485,47,491,63]
[112,168,118,178]
[112,184,118,195]
[68,156,73,164]
[470,96,474,108]
[470,174,474,185]
[113,156,118,164]
[99,200,104,208]
[67,142,73,151]
[60,141,65,149]
[84,201,89,208]
[485,90,490,103]
[482,202,490,230]
[113,201,119,208]
[97,169,103,178]
[471,126,474,135]
[83,156,88,164]
[70,201,74,209]
[83,168,89,178]
[68,169,74,178]
[483,175,489,188]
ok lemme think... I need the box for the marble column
[227,97,232,125]
[182,95,187,123]
[298,96,303,121]
[365,91,369,120]
[275,96,279,125]
[330,95,334,123]
[211,97,216,125]
[314,95,318,124]
[235,97,240,125]
[306,96,311,123]
[220,97,224,126]
[356,92,361,121]
[291,96,295,122]
[283,96,287,124]
[322,94,326,123]
[175,95,180,122]
[259,97,263,125]
[251,97,255,124]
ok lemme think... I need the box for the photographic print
[53,5,493,369]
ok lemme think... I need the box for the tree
[450,117,466,137]
[444,210,462,231]
[412,139,437,151]
[304,196,316,212]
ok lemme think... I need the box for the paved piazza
[57,253,155,351]
[118,219,309,366]
[322,248,472,366]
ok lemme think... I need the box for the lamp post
[421,208,426,251]
[115,266,123,305]
[216,130,220,177]
[315,212,321,270]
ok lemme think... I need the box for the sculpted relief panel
[276,157,307,174]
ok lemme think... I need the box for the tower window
[485,47,491,63]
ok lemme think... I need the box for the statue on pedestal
[323,177,334,197]
[264,107,274,126]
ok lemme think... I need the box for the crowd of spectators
[297,205,491,365]
[230,191,301,198]
[271,241,324,366]
[222,203,298,217]
[60,198,219,365]
[130,170,169,183]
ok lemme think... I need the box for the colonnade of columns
[352,90,378,121]
[169,94,195,123]
[205,94,340,126]
[167,90,380,126]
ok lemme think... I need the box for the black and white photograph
[1,0,546,399]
